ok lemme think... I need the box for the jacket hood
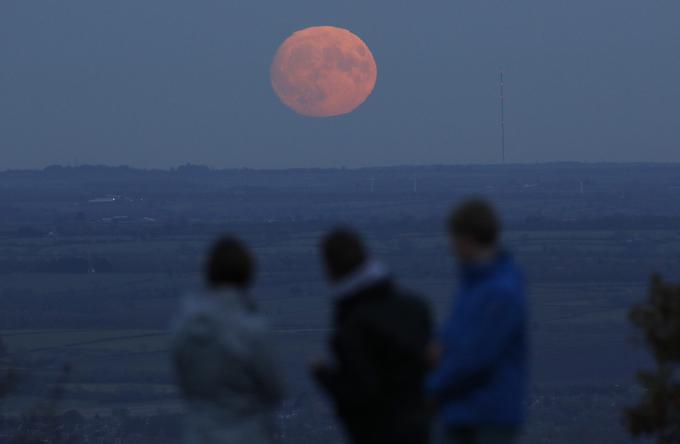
[172,286,284,431]
[332,258,390,300]
[173,288,253,339]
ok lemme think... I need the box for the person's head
[205,236,255,290]
[447,198,500,263]
[320,227,367,283]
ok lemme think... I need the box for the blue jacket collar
[459,250,512,283]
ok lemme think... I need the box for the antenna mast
[499,69,506,163]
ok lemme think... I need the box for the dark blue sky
[1,0,678,168]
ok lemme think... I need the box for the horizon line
[2,160,680,174]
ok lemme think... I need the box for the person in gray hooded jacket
[172,236,284,444]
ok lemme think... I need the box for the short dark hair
[205,236,254,288]
[321,227,367,280]
[448,199,500,246]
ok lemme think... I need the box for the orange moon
[271,26,377,117]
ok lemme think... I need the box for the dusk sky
[1,0,679,169]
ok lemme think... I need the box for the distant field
[4,164,678,442]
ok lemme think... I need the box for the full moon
[271,26,377,117]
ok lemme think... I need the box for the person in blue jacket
[427,199,528,444]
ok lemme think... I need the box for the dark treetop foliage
[627,275,680,443]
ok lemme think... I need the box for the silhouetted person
[313,228,432,444]
[427,199,528,444]
[172,236,284,444]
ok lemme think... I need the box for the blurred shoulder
[174,289,271,333]
[479,265,525,306]
[391,286,432,318]
[239,310,272,336]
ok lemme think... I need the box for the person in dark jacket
[312,228,432,444]
[427,199,528,444]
